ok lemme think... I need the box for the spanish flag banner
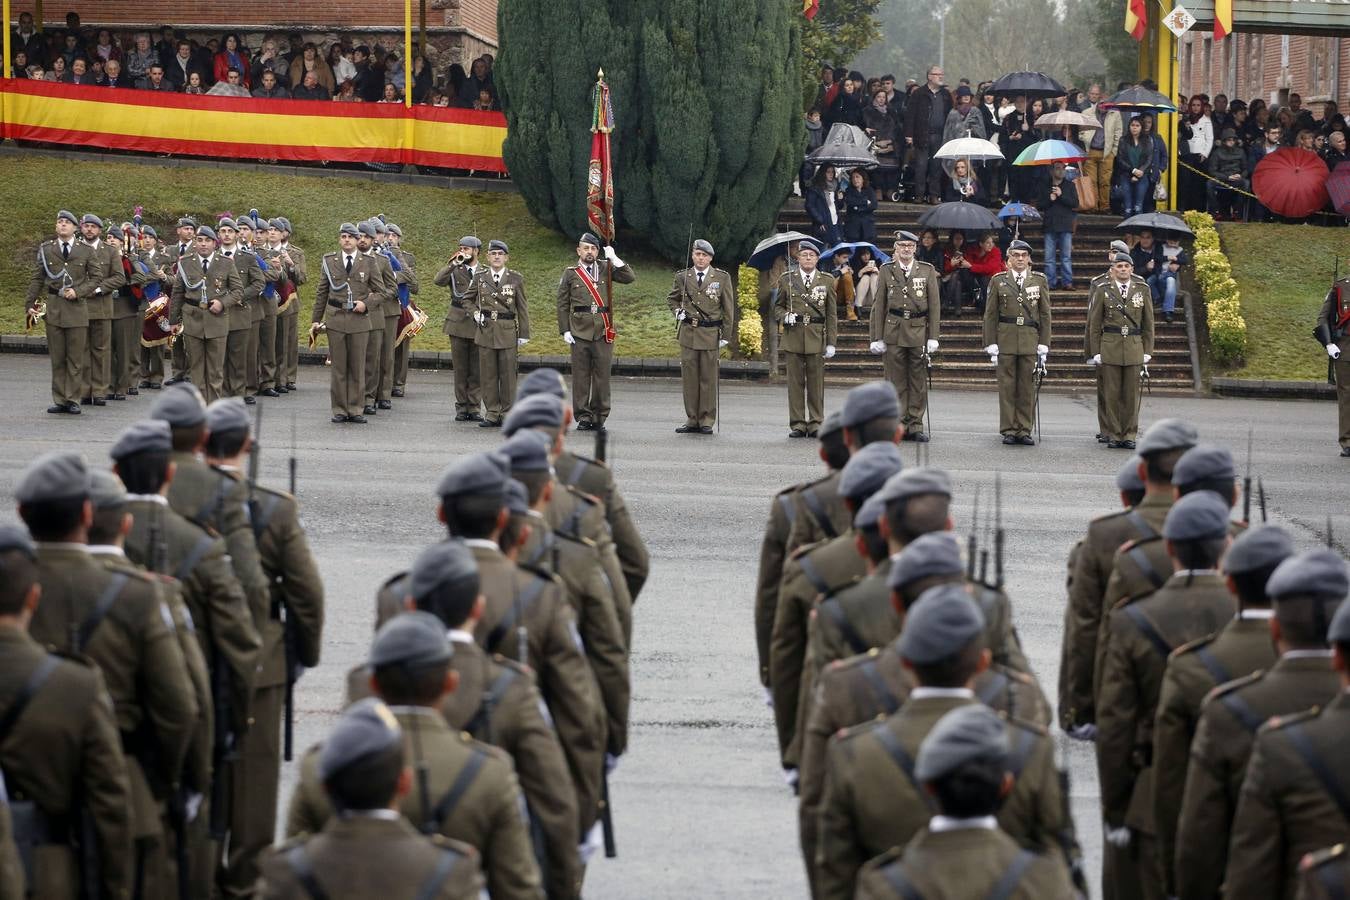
[0,78,507,171]
[1214,0,1232,39]
[804,0,820,20]
[1124,0,1148,40]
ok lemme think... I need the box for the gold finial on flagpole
[597,68,605,79]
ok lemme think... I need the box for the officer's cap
[914,704,1010,783]
[57,209,78,225]
[797,240,821,257]
[838,443,905,502]
[1137,418,1199,456]
[1109,239,1130,255]
[488,239,508,254]
[459,236,481,249]
[81,214,103,228]
[1007,239,1031,253]
[579,232,602,248]
[499,429,552,473]
[357,221,377,238]
[89,469,127,510]
[693,239,714,256]
[840,381,901,429]
[894,230,919,244]
[1172,444,1235,487]
[889,531,964,589]
[386,224,403,237]
[318,698,403,783]
[338,222,359,238]
[1162,490,1230,541]
[0,524,36,560]
[205,397,250,435]
[504,479,531,516]
[1223,524,1295,576]
[150,382,207,428]
[1267,548,1349,601]
[819,411,844,439]
[195,225,218,242]
[516,368,567,401]
[408,539,479,601]
[435,451,510,500]
[1329,595,1350,643]
[876,466,953,505]
[217,217,237,231]
[141,225,158,239]
[110,420,173,461]
[899,584,986,663]
[1111,252,1133,265]
[502,394,565,437]
[369,610,453,669]
[1116,455,1145,493]
[15,451,90,505]
[854,493,886,530]
[177,216,199,230]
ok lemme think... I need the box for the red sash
[576,264,616,344]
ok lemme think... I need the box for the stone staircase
[774,200,1199,392]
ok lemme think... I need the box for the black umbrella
[917,201,1002,232]
[1117,212,1193,236]
[805,123,878,170]
[989,71,1067,99]
[1099,85,1177,113]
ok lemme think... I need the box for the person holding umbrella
[1080,83,1123,213]
[869,230,940,442]
[1087,253,1154,449]
[983,239,1051,445]
[774,241,837,438]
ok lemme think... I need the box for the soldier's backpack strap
[777,491,798,527]
[1125,543,1167,592]
[486,577,548,652]
[283,845,330,900]
[1279,720,1350,824]
[852,655,902,717]
[879,861,927,900]
[427,748,488,832]
[413,846,470,900]
[1123,605,1174,659]
[820,598,868,656]
[0,657,59,745]
[1218,691,1267,733]
[563,457,591,489]
[1123,510,1158,541]
[798,554,830,596]
[1006,723,1041,778]
[76,573,130,652]
[175,533,218,582]
[252,492,284,533]
[465,667,520,743]
[801,489,837,540]
[975,669,1010,709]
[1191,645,1232,686]
[872,725,921,792]
[194,478,236,527]
[987,849,1039,900]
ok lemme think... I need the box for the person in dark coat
[905,65,954,203]
[1001,95,1038,201]
[827,75,865,129]
[805,167,842,247]
[863,90,901,198]
[1114,116,1154,216]
[841,170,878,244]
[1037,162,1078,289]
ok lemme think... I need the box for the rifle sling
[821,598,868,657]
[1280,722,1350,825]
[426,748,487,833]
[284,845,330,900]
[1124,604,1174,660]
[77,573,129,652]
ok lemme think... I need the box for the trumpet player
[27,209,95,414]
[434,236,484,421]
[312,222,380,424]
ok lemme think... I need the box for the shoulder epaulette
[516,562,562,586]
[1258,705,1320,734]
[563,484,602,507]
[828,646,883,674]
[555,530,596,549]
[1088,508,1131,526]
[1171,633,1218,659]
[489,654,531,677]
[1205,669,1265,701]
[1119,533,1162,554]
[834,719,876,743]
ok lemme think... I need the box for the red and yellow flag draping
[1214,0,1233,40]
[803,0,820,19]
[586,69,615,244]
[0,78,508,171]
[1124,0,1148,40]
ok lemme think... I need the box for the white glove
[1036,344,1049,357]
[676,309,687,321]
[562,331,575,345]
[926,339,939,353]
[784,312,799,326]
[1067,723,1097,742]
[603,245,624,267]
[984,344,999,356]
[1329,344,1342,360]
[473,310,485,325]
[718,339,729,348]
[1090,354,1102,366]
[824,345,836,359]
[517,338,529,346]
[579,822,604,865]
[762,686,774,708]
[783,768,800,791]
[1142,353,1152,364]
[1104,825,1132,849]
[869,341,885,354]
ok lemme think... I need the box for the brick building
[1178,32,1349,113]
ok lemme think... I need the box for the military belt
[999,314,1040,329]
[325,298,352,309]
[46,288,60,296]
[792,315,826,325]
[485,311,516,320]
[887,308,920,319]
[574,305,609,313]
[1104,326,1142,336]
[692,318,723,327]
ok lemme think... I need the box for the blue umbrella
[823,241,892,264]
[998,202,1041,220]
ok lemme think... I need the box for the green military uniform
[1095,571,1234,899]
[983,268,1052,440]
[275,238,306,392]
[257,243,293,393]
[391,246,419,393]
[544,485,635,648]
[784,470,851,559]
[1087,270,1112,439]
[221,244,265,400]
[816,693,1070,900]
[855,827,1074,900]
[773,267,838,435]
[109,240,147,398]
[437,258,485,419]
[137,245,175,387]
[27,233,94,409]
[170,249,244,403]
[1176,654,1341,900]
[0,789,21,899]
[1152,613,1276,895]
[240,242,279,399]
[1227,692,1350,900]
[554,448,649,601]
[81,235,126,403]
[1088,273,1155,446]
[313,247,381,420]
[0,628,133,900]
[756,480,813,687]
[1297,844,1350,900]
[869,258,940,437]
[259,816,484,900]
[466,265,530,425]
[667,264,736,430]
[556,256,637,429]
[360,246,399,412]
[286,707,543,900]
[1316,276,1350,455]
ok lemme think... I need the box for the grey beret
[693,239,715,256]
[894,230,919,243]
[81,214,103,227]
[797,240,821,256]
[140,225,158,238]
[236,218,255,231]
[1223,524,1295,576]
[338,222,359,237]
[499,429,552,473]
[458,236,481,249]
[88,470,128,510]
[1007,239,1031,252]
[516,368,567,401]
[890,532,964,589]
[357,221,377,237]
[435,451,510,499]
[502,393,565,437]
[854,493,886,530]
[177,216,199,229]
[1112,252,1133,265]
[15,451,90,505]
[1162,490,1231,541]
[488,239,508,253]
[371,220,388,235]
[110,420,173,461]
[1116,456,1145,493]
[150,382,207,428]
[0,524,36,559]
[1109,239,1130,254]
[408,539,479,601]
[1172,444,1236,487]
[317,698,403,783]
[386,224,403,237]
[106,226,123,241]
[899,584,986,663]
[841,381,901,429]
[819,411,844,439]
[1266,548,1349,600]
[217,217,237,231]
[1330,596,1350,643]
[837,442,905,502]
[876,466,954,505]
[914,704,1011,783]
[275,217,292,232]
[369,610,453,669]
[57,209,78,224]
[195,225,218,241]
[578,232,602,248]
[504,479,531,516]
[1137,418,1199,456]
[205,397,250,435]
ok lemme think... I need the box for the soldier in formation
[1087,253,1155,450]
[868,230,940,443]
[982,239,1051,445]
[666,238,735,434]
[774,241,837,439]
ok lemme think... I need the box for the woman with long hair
[1115,117,1152,216]
[288,42,335,95]
[917,229,944,270]
[214,33,250,89]
[842,169,878,243]
[805,166,842,246]
[942,158,987,204]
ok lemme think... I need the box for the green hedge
[736,265,763,358]
[1183,210,1247,366]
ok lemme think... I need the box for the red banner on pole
[587,71,615,243]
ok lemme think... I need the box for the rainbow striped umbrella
[1012,139,1087,166]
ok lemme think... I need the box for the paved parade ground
[0,352,1344,898]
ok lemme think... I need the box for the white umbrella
[934,136,1003,161]
[1034,110,1099,130]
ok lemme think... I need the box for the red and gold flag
[587,71,615,244]
[1124,0,1147,40]
[1214,0,1232,40]
[804,0,820,19]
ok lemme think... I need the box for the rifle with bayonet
[282,413,299,761]
[1242,426,1253,524]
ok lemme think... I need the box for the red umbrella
[1326,161,1350,217]
[1252,147,1330,218]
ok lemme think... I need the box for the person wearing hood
[1206,127,1249,220]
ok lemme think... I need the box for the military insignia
[1120,326,1130,336]
[1027,286,1041,298]
[359,271,367,280]
[590,302,598,314]
[1132,297,1144,307]
[812,285,826,300]
[706,282,719,294]
[912,278,926,296]
[1015,316,1025,326]
[503,286,514,297]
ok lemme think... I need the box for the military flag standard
[587,70,615,244]
[1125,0,1148,39]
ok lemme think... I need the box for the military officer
[79,213,126,406]
[137,224,176,391]
[1225,552,1350,900]
[165,217,200,386]
[436,236,485,421]
[667,238,736,433]
[1316,271,1350,457]
[311,223,379,423]
[1177,547,1346,900]
[1088,253,1155,449]
[1087,240,1133,442]
[356,221,399,416]
[261,698,487,900]
[774,241,837,438]
[868,230,941,441]
[462,239,529,427]
[0,522,134,900]
[215,218,265,403]
[556,233,636,433]
[269,217,305,394]
[1095,490,1237,900]
[169,225,243,403]
[27,209,95,414]
[1151,525,1290,896]
[105,224,144,401]
[387,224,418,398]
[983,239,1051,445]
[853,705,1075,900]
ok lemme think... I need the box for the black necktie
[697,271,705,287]
[223,251,232,258]
[494,273,501,285]
[61,243,69,261]
[200,256,209,267]
[345,256,353,275]
[179,243,186,255]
